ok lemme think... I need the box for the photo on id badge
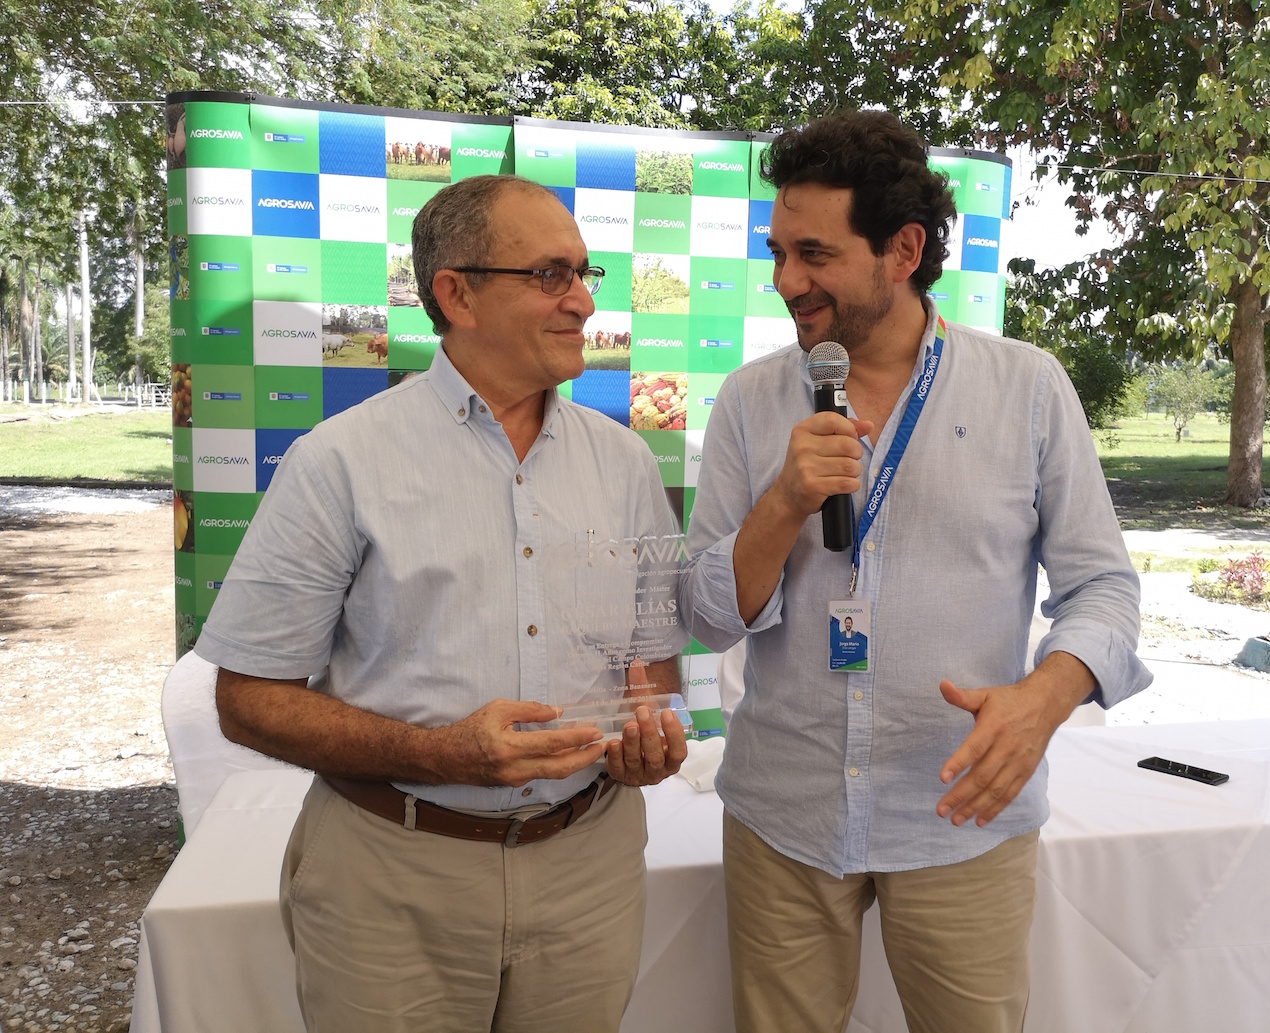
[829,600,869,672]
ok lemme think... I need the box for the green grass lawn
[583,349,632,371]
[0,407,173,483]
[1096,412,1270,530]
[385,164,450,182]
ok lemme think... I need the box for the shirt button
[853,691,863,701]
[457,407,465,417]
[871,467,879,479]
[478,404,487,413]
[516,474,524,485]
[523,546,533,558]
[527,625,538,637]
[521,787,533,797]
[849,767,860,777]
[866,541,876,552]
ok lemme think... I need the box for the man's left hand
[605,705,688,786]
[935,653,1095,827]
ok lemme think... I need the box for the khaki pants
[280,777,647,1033]
[724,812,1039,1033]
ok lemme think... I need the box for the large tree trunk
[65,280,76,397]
[78,213,93,404]
[1224,277,1269,507]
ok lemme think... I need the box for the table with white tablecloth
[134,720,1270,1033]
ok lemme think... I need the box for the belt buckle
[503,817,526,848]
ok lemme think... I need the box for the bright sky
[1004,148,1122,270]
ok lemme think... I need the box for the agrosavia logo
[199,518,251,529]
[965,237,999,248]
[580,215,630,225]
[752,224,770,235]
[191,196,245,207]
[639,218,686,229]
[327,202,382,215]
[395,333,440,344]
[258,197,315,210]
[261,328,317,339]
[392,207,419,217]
[263,454,285,465]
[189,128,244,140]
[197,455,251,465]
[455,147,506,159]
[696,221,744,232]
[641,338,685,349]
[697,160,744,172]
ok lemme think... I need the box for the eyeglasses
[451,264,605,297]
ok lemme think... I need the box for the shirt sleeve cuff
[687,528,784,651]
[1034,619,1154,709]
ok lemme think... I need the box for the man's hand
[770,411,871,519]
[604,705,688,786]
[733,412,872,625]
[428,699,606,787]
[935,653,1095,827]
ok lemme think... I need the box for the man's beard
[789,259,892,352]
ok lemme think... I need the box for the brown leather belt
[322,773,616,847]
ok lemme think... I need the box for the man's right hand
[426,699,606,787]
[770,411,871,519]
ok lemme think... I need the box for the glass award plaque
[528,531,693,737]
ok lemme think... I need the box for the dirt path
[1,500,176,1033]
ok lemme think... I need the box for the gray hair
[411,175,558,334]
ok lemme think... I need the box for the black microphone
[807,341,854,552]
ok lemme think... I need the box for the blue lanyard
[849,318,945,593]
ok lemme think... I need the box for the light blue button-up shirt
[196,345,681,811]
[686,302,1151,876]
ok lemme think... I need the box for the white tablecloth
[135,720,1270,1033]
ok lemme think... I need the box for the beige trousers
[724,812,1039,1033]
[280,777,647,1033]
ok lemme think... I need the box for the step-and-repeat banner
[166,92,1011,737]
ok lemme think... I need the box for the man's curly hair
[761,111,957,294]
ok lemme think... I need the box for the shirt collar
[427,342,560,438]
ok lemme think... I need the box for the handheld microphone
[807,341,854,552]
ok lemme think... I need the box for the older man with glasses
[196,174,687,1033]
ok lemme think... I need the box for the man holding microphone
[685,111,1150,1032]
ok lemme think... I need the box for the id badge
[829,600,869,672]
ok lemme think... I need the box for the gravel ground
[1,487,176,1033]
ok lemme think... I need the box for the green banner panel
[184,101,252,169]
[192,364,255,429]
[255,366,323,428]
[689,257,747,317]
[387,181,443,244]
[187,235,253,302]
[253,236,322,303]
[194,553,235,617]
[387,308,440,370]
[250,105,320,173]
[172,427,194,491]
[451,123,515,178]
[633,194,692,254]
[691,139,751,198]
[193,491,261,554]
[635,429,687,486]
[687,315,744,373]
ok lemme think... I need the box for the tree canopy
[884,0,1270,504]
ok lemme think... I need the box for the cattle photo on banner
[166,93,1011,738]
